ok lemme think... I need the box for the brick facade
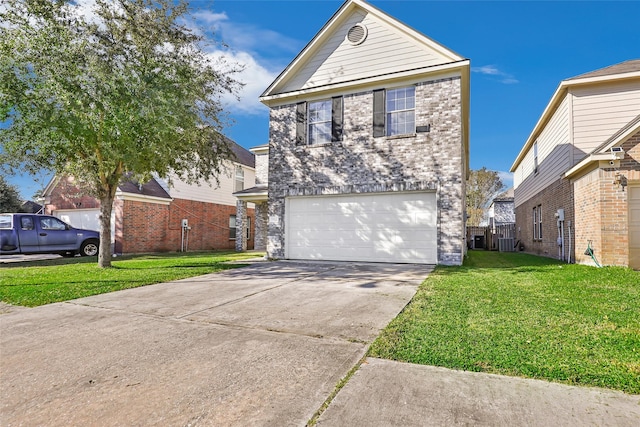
[515,130,640,267]
[572,131,640,266]
[514,178,575,260]
[45,178,254,254]
[267,77,466,265]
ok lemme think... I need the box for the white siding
[514,96,571,207]
[278,10,452,93]
[572,80,640,163]
[164,162,256,206]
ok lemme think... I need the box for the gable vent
[346,23,367,45]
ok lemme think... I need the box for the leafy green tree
[466,167,504,227]
[1,0,242,267]
[0,175,24,213]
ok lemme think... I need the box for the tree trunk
[98,192,115,268]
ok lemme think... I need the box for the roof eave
[511,70,640,172]
[260,60,470,106]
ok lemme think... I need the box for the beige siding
[162,163,256,207]
[279,10,452,93]
[514,96,571,207]
[572,80,640,163]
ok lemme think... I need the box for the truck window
[39,217,67,231]
[21,217,34,230]
[0,214,12,229]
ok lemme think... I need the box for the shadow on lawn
[434,251,566,276]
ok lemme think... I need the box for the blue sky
[5,0,640,199]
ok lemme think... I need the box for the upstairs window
[386,87,415,136]
[234,166,244,192]
[373,86,417,137]
[533,141,539,174]
[296,97,343,145]
[308,100,332,145]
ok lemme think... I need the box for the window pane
[386,87,415,136]
[229,215,236,239]
[309,121,331,145]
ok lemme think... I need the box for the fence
[466,224,516,252]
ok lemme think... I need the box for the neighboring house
[510,60,640,268]
[20,200,43,214]
[246,0,470,265]
[488,188,515,230]
[43,141,256,254]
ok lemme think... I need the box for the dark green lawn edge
[0,251,263,307]
[368,251,640,394]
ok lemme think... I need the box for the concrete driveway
[0,260,430,426]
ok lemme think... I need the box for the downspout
[567,220,572,263]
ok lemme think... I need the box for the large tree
[1,0,242,267]
[0,175,24,212]
[466,167,504,227]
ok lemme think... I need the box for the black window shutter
[331,96,343,142]
[296,102,307,145]
[373,89,385,137]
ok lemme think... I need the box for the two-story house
[510,60,640,268]
[246,0,469,265]
[43,139,256,254]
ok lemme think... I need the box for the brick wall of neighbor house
[45,177,100,212]
[573,131,640,266]
[268,76,465,265]
[514,178,574,260]
[117,198,255,254]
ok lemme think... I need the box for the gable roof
[564,114,640,179]
[261,0,468,103]
[510,59,640,172]
[566,59,640,81]
[228,138,255,168]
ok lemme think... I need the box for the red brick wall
[573,168,602,266]
[514,178,574,260]
[115,198,255,254]
[44,177,255,254]
[45,177,100,212]
[573,130,639,266]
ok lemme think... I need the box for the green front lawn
[0,251,262,307]
[369,251,640,394]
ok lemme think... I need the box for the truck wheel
[80,240,99,257]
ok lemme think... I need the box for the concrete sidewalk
[318,358,640,426]
[0,261,429,426]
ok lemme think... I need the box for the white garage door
[55,209,100,231]
[286,192,437,264]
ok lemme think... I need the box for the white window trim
[308,100,332,145]
[386,86,415,137]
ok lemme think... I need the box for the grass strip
[307,355,367,426]
[368,251,640,394]
[0,251,263,307]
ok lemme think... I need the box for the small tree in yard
[466,167,504,227]
[0,175,24,212]
[1,0,242,267]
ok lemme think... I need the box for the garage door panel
[286,192,437,264]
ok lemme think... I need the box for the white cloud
[208,50,277,115]
[472,65,519,84]
[498,171,514,188]
[193,10,301,56]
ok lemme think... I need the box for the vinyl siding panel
[572,80,640,163]
[163,163,256,207]
[514,96,571,207]
[280,10,452,93]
